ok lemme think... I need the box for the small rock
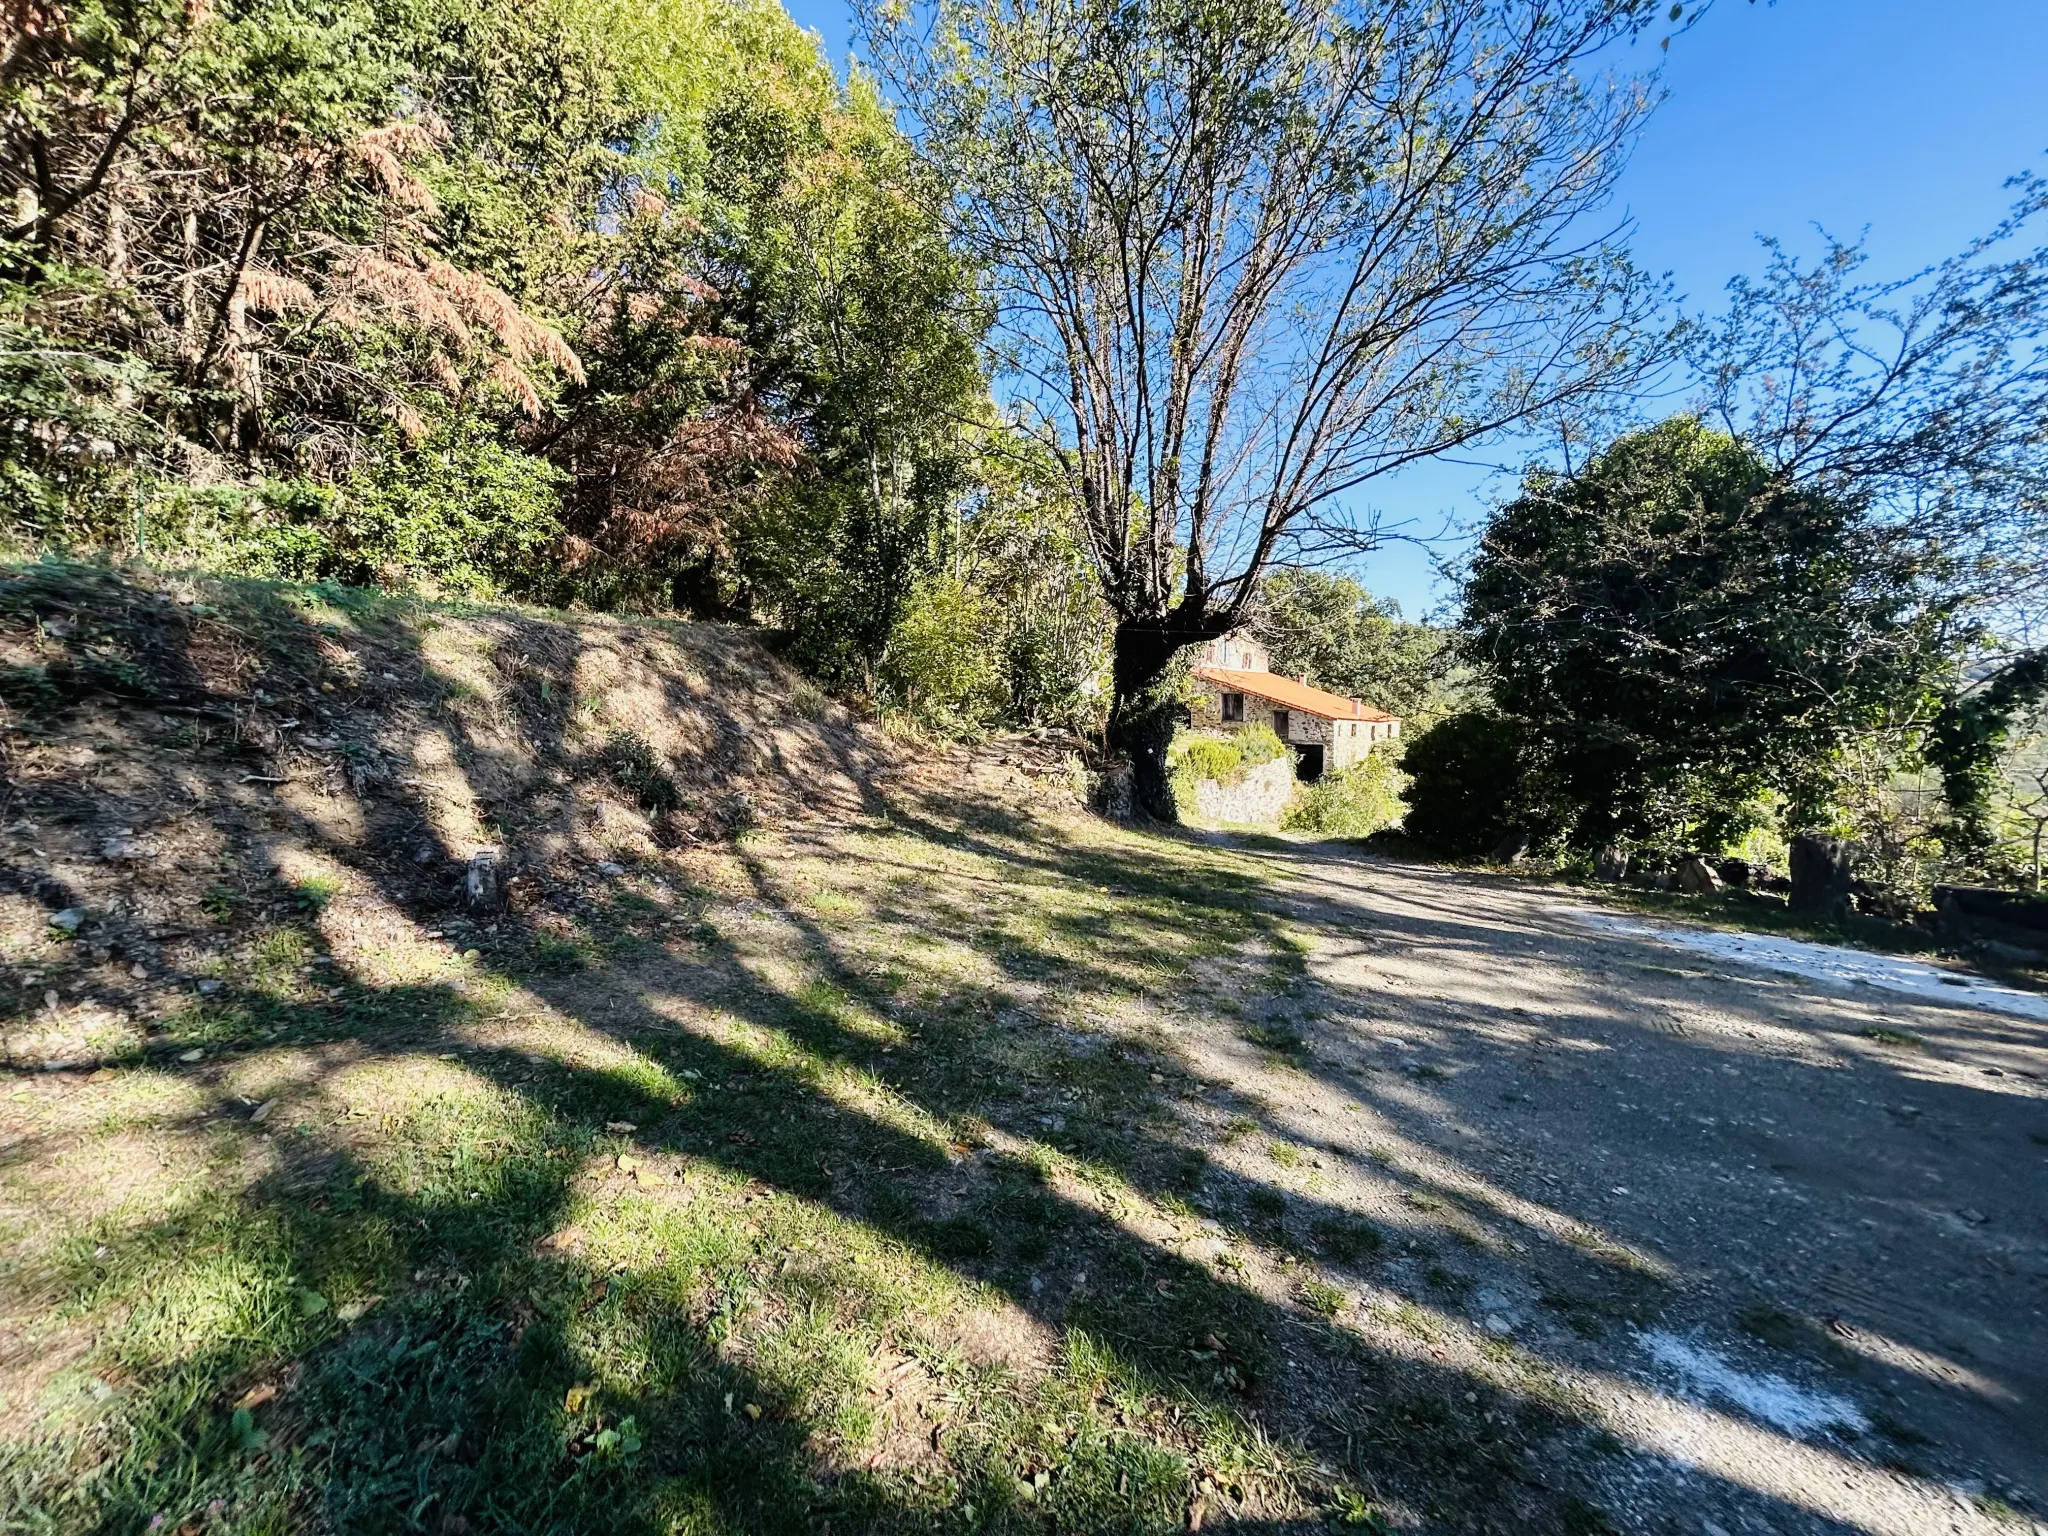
[606,1121,637,1134]
[463,848,506,913]
[413,843,436,865]
[1675,855,1722,896]
[196,979,223,996]
[1484,1314,1513,1336]
[250,1098,277,1123]
[596,861,626,878]
[1958,1208,1989,1225]
[48,908,86,935]
[1702,1522,1731,1536]
[42,989,59,1011]
[178,1048,204,1063]
[130,962,148,979]
[99,838,154,862]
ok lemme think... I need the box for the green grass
[0,801,1362,1532]
[1861,1025,1926,1049]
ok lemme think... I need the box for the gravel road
[1236,843,2048,1535]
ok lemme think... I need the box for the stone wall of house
[1325,717,1400,771]
[1190,683,1301,738]
[1186,757,1297,827]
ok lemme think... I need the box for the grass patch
[1861,1025,1925,1049]
[1239,1021,1307,1056]
[1299,1276,1347,1316]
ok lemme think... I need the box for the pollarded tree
[859,0,1695,815]
[1462,416,1951,851]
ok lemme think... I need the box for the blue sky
[784,0,2048,618]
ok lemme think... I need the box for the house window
[1272,709,1289,741]
[1220,692,1243,722]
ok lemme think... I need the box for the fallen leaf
[233,1382,278,1411]
[564,1383,593,1413]
[616,1154,640,1173]
[726,1131,758,1147]
[743,1402,762,1420]
[178,1048,204,1063]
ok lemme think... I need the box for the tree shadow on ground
[0,563,1959,1535]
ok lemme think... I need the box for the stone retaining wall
[1187,757,1297,827]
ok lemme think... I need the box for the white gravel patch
[1567,909,2048,1022]
[1637,1330,1869,1437]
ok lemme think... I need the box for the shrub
[1284,746,1405,837]
[1401,709,1537,856]
[602,731,682,814]
[879,574,1007,730]
[146,420,564,597]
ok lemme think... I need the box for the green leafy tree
[1252,569,1454,721]
[1690,214,2048,860]
[1461,416,1949,852]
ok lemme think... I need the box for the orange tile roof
[1194,665,1397,722]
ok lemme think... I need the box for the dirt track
[1232,842,2048,1535]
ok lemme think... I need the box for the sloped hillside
[0,562,934,1069]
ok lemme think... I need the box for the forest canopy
[2,0,1084,705]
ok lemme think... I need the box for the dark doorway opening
[1293,743,1324,782]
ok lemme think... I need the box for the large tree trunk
[1107,618,1208,821]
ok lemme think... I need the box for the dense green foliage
[1,0,1032,702]
[1399,710,1537,857]
[1252,568,1457,722]
[1449,418,1948,854]
[1282,748,1406,838]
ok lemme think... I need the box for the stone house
[1188,635,1400,782]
